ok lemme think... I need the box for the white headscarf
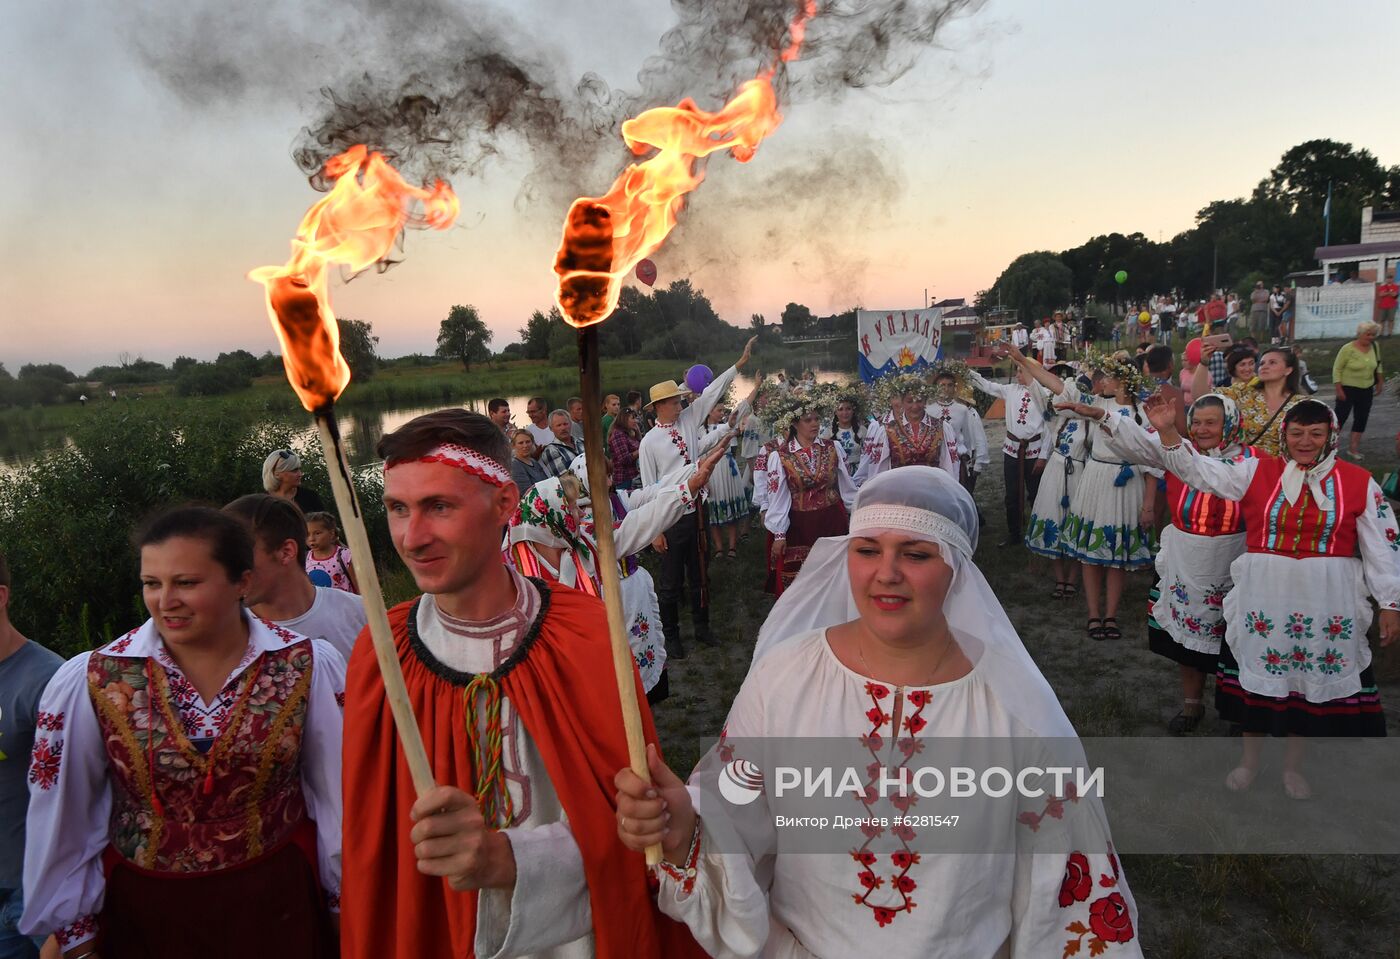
[1277,399,1339,511]
[753,465,1075,739]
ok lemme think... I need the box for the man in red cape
[341,409,705,959]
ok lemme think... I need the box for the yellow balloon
[1138,311,1151,326]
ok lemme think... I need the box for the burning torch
[249,145,459,795]
[552,0,817,865]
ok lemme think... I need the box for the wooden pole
[576,327,661,866]
[315,411,436,796]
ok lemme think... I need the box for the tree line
[980,139,1400,324]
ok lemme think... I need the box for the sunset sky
[4,0,1399,372]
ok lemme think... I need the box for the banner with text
[858,308,944,383]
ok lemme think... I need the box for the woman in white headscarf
[1058,393,1261,735]
[507,445,725,700]
[613,467,1142,958]
[1098,395,1400,799]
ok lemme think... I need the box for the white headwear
[753,465,1075,738]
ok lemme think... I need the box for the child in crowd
[304,511,358,594]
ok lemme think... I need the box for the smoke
[126,0,986,303]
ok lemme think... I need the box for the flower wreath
[760,381,844,436]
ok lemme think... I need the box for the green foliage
[436,303,493,371]
[0,405,390,658]
[215,349,262,381]
[19,363,77,383]
[84,358,172,386]
[780,302,815,338]
[337,317,380,383]
[174,362,252,396]
[989,251,1073,323]
[518,308,557,360]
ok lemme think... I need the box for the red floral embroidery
[1061,845,1136,957]
[36,710,65,731]
[849,681,930,927]
[1058,852,1092,907]
[108,629,139,654]
[56,916,96,947]
[664,426,691,464]
[29,737,62,790]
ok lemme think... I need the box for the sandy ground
[649,387,1400,958]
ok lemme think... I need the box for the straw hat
[646,380,690,408]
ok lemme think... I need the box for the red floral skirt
[766,501,849,596]
[98,820,335,958]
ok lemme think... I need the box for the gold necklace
[858,631,957,688]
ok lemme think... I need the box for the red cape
[341,583,706,959]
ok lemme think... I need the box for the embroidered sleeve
[836,454,860,510]
[300,640,347,907]
[1157,439,1257,502]
[968,371,1008,400]
[1358,478,1400,610]
[763,451,793,537]
[853,429,889,488]
[19,654,110,946]
[1012,848,1142,958]
[614,482,694,556]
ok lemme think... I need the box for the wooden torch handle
[315,413,437,796]
[577,327,662,866]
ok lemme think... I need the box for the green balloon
[1115,270,1128,285]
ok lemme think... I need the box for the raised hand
[614,743,696,863]
[736,335,759,370]
[1142,393,1179,434]
[689,439,733,492]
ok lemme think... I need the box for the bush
[0,405,391,657]
[175,362,251,396]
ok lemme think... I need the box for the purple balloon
[684,364,714,394]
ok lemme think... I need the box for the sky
[4,0,1399,373]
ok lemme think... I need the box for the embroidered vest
[87,644,313,872]
[1241,458,1369,559]
[886,418,946,468]
[778,442,841,512]
[1167,447,1258,537]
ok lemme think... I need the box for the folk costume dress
[1105,396,1260,673]
[509,469,700,698]
[831,423,865,476]
[930,399,990,488]
[704,422,753,526]
[1099,405,1398,736]
[657,469,1142,959]
[340,572,708,959]
[968,372,1050,538]
[854,413,957,484]
[763,437,858,594]
[21,615,346,958]
[1024,412,1090,559]
[1209,380,1303,457]
[1056,384,1158,570]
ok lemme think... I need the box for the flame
[897,346,916,367]
[249,145,459,411]
[553,0,818,327]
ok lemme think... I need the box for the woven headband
[384,443,511,487]
[849,504,974,559]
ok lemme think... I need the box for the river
[0,360,855,472]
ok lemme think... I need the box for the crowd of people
[5,316,1399,958]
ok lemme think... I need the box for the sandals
[712,549,724,561]
[1167,699,1205,735]
[1086,618,1105,640]
[727,548,738,559]
[1100,617,1122,640]
[1062,583,1079,598]
[1052,582,1067,599]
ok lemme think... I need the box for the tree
[1258,139,1389,247]
[172,355,199,373]
[990,252,1073,324]
[780,302,814,339]
[518,308,558,360]
[336,318,379,382]
[18,363,76,383]
[214,349,261,380]
[436,304,492,371]
[175,363,250,397]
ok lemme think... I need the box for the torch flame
[249,145,459,412]
[553,0,818,327]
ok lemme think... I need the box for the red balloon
[635,258,657,287]
[1184,337,1202,366]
